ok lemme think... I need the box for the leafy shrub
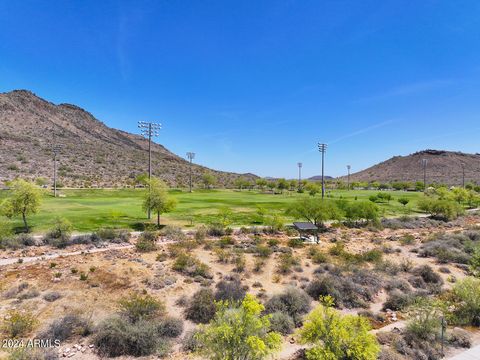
[159,225,185,241]
[2,310,37,337]
[156,317,183,338]
[195,225,208,243]
[39,314,91,342]
[43,217,73,248]
[233,253,246,272]
[277,253,299,274]
[450,277,480,326]
[135,231,157,252]
[383,290,416,311]
[7,347,59,360]
[405,301,441,341]
[119,293,165,322]
[298,296,380,360]
[181,329,201,352]
[417,197,464,221]
[42,291,62,302]
[269,311,295,335]
[265,287,311,325]
[412,265,443,287]
[448,328,472,348]
[255,244,272,258]
[288,238,304,248]
[196,294,282,360]
[95,228,130,242]
[94,316,169,357]
[215,276,247,302]
[306,270,380,309]
[172,254,211,278]
[185,288,216,324]
[399,234,415,245]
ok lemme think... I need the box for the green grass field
[0,188,423,234]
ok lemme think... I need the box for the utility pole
[187,152,195,192]
[138,121,161,219]
[318,143,327,199]
[297,162,302,191]
[347,165,351,191]
[52,143,63,197]
[461,163,465,188]
[422,158,428,193]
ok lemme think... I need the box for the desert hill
[0,90,257,188]
[340,150,480,186]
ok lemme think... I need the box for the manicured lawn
[0,188,423,234]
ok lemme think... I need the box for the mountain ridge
[0,89,257,187]
[338,149,480,186]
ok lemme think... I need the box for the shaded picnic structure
[293,222,319,243]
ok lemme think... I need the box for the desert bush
[43,217,73,248]
[119,293,165,322]
[306,271,378,309]
[419,231,474,264]
[399,234,415,245]
[269,311,295,335]
[94,316,169,357]
[215,276,247,302]
[181,329,201,352]
[159,225,186,241]
[288,238,304,248]
[308,247,328,264]
[185,288,216,324]
[95,228,130,243]
[255,244,272,258]
[196,294,282,360]
[417,197,464,221]
[2,310,37,337]
[156,317,183,338]
[450,277,480,326]
[448,328,472,348]
[412,265,443,287]
[135,231,157,252]
[207,224,226,237]
[42,291,62,302]
[7,347,59,360]
[172,254,211,278]
[277,253,299,274]
[298,296,380,360]
[214,248,231,263]
[233,253,246,272]
[195,225,208,243]
[383,290,416,311]
[39,314,91,342]
[377,348,403,360]
[265,287,311,325]
[405,300,441,341]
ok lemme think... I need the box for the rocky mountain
[0,90,257,188]
[340,150,480,186]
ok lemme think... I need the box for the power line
[318,143,327,199]
[138,121,161,219]
[52,142,63,198]
[187,152,195,192]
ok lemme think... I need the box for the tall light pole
[52,143,63,197]
[138,121,161,219]
[297,162,302,191]
[187,152,195,192]
[422,158,428,193]
[318,143,327,199]
[347,165,351,191]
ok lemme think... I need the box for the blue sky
[1,1,480,178]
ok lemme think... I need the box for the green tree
[196,294,282,360]
[266,181,276,193]
[398,197,410,207]
[305,182,320,196]
[299,296,380,360]
[142,178,177,226]
[286,198,342,228]
[276,178,288,194]
[256,178,268,191]
[135,172,149,187]
[35,177,48,187]
[217,207,233,228]
[202,172,217,189]
[340,201,379,225]
[1,179,42,232]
